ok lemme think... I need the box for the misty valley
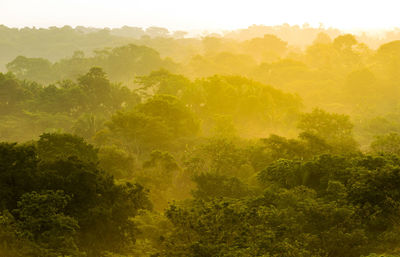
[1,24,400,257]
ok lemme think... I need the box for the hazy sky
[1,0,400,31]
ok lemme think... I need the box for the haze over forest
[3,1,400,256]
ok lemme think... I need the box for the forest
[2,24,400,257]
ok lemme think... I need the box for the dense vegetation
[2,25,400,256]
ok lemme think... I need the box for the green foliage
[371,133,400,155]
[136,94,200,138]
[7,56,53,84]
[135,69,191,96]
[135,150,189,211]
[298,108,358,153]
[98,110,172,154]
[0,67,140,141]
[134,72,302,137]
[0,135,151,256]
[0,210,35,257]
[0,143,39,210]
[183,137,254,180]
[98,145,135,179]
[189,75,302,136]
[243,34,288,62]
[192,173,252,200]
[5,26,400,257]
[97,94,199,154]
[37,133,98,163]
[162,188,366,257]
[163,152,400,256]
[7,44,176,83]
[14,190,83,257]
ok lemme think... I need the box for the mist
[2,1,400,257]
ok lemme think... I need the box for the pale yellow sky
[1,0,400,31]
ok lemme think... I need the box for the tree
[97,94,199,154]
[192,173,252,200]
[103,44,170,81]
[184,137,253,179]
[136,94,200,139]
[370,133,400,155]
[0,135,152,256]
[313,32,332,44]
[333,34,358,50]
[7,56,53,83]
[243,34,288,62]
[97,110,172,154]
[136,150,184,210]
[78,67,112,111]
[145,27,170,38]
[298,109,358,153]
[162,185,366,257]
[14,190,82,257]
[135,69,191,96]
[98,145,135,179]
[0,73,29,115]
[0,143,39,210]
[37,133,98,163]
